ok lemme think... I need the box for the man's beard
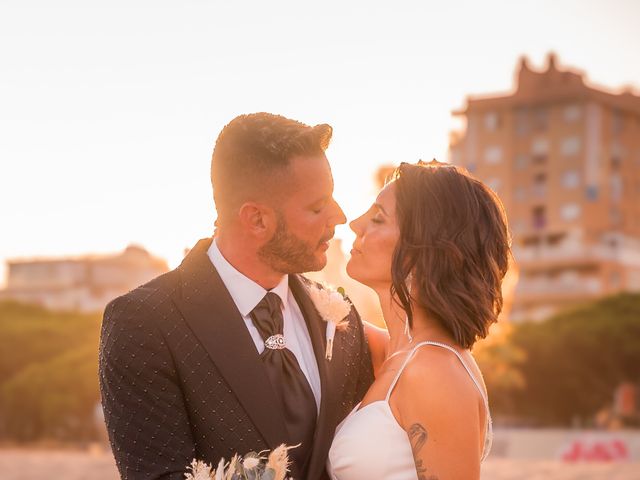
[258,213,328,274]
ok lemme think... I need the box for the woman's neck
[375,286,458,356]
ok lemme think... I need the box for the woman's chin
[346,259,365,284]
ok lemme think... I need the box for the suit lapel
[173,238,288,449]
[289,275,340,480]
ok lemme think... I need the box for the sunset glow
[1,0,639,286]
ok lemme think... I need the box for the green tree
[508,293,640,425]
[0,301,102,442]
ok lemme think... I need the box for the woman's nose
[350,215,364,235]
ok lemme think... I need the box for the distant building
[450,53,640,321]
[0,245,168,312]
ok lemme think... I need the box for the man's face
[258,153,346,273]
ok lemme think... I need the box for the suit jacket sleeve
[99,294,195,480]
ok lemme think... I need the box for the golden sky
[1,0,639,286]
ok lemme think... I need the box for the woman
[328,161,511,479]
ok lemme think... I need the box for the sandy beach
[0,449,638,480]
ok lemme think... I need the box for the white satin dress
[327,341,492,480]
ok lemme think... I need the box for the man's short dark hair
[211,113,332,222]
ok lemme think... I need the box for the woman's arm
[395,349,484,480]
[362,321,389,377]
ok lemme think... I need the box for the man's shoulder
[104,268,181,325]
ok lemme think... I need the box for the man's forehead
[285,153,333,187]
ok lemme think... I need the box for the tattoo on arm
[408,423,438,480]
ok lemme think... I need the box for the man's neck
[215,234,285,290]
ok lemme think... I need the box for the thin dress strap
[384,341,493,461]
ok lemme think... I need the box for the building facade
[450,54,640,321]
[0,245,168,312]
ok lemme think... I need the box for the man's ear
[238,201,277,238]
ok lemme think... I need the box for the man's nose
[331,199,347,226]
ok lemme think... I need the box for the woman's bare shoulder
[394,346,482,419]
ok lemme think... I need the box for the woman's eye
[371,216,384,224]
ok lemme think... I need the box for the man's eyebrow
[374,203,388,216]
[308,195,329,205]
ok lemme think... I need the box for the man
[99,113,374,480]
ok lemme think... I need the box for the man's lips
[317,238,332,251]
[318,232,335,246]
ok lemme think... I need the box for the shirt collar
[207,238,289,317]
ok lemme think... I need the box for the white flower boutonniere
[306,282,352,361]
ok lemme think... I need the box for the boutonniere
[306,282,351,361]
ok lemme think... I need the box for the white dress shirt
[207,239,321,411]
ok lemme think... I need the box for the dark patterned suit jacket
[99,238,374,480]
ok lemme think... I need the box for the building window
[561,203,581,221]
[563,104,582,123]
[532,137,549,156]
[484,112,500,131]
[532,154,547,165]
[484,146,503,164]
[586,186,598,201]
[611,142,625,169]
[561,136,581,156]
[611,155,622,170]
[562,170,580,189]
[532,206,546,230]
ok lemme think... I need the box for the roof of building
[7,245,168,271]
[453,53,640,116]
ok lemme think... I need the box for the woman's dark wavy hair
[390,160,512,349]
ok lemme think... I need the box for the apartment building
[450,54,640,321]
[0,245,168,312]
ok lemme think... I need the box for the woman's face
[347,182,400,289]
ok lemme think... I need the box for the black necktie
[250,292,317,479]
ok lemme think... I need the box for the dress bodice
[327,341,492,480]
